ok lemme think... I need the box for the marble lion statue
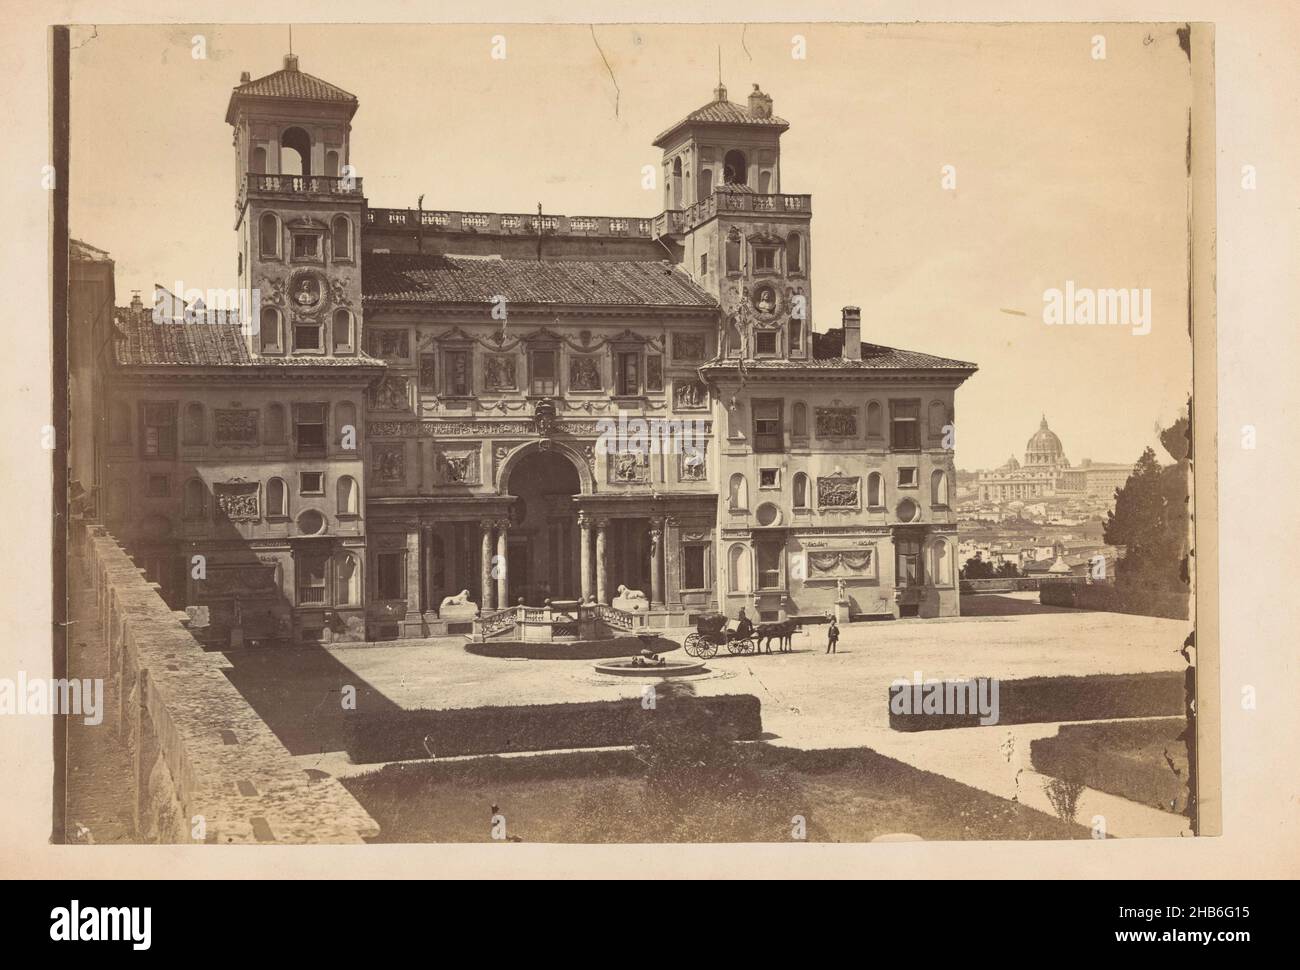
[440,589,472,609]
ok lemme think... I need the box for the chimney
[842,306,861,360]
[239,70,251,83]
[747,83,773,119]
[284,53,299,72]
[129,290,143,310]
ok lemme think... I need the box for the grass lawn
[342,744,1089,843]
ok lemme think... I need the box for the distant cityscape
[955,416,1135,579]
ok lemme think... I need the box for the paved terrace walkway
[224,594,1192,838]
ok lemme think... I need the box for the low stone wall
[78,524,379,844]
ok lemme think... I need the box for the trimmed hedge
[1039,581,1189,620]
[1030,718,1190,814]
[346,693,762,762]
[888,670,1184,731]
[464,635,679,661]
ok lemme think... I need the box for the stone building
[89,54,979,641]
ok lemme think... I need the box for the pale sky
[68,22,1195,471]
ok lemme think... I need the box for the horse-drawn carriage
[682,612,755,658]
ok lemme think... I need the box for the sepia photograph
[3,0,1298,918]
[53,20,1210,848]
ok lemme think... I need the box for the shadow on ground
[959,593,1082,617]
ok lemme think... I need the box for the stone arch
[496,439,594,496]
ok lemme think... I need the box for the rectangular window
[755,331,777,356]
[896,539,923,587]
[140,403,177,459]
[444,350,472,396]
[292,234,321,259]
[295,403,327,456]
[682,545,707,590]
[529,349,558,396]
[897,467,918,488]
[376,552,404,600]
[890,399,921,450]
[294,324,322,351]
[752,399,783,453]
[699,253,708,276]
[756,541,783,590]
[300,471,324,495]
[297,554,328,605]
[615,351,641,396]
[754,247,776,272]
[759,468,779,488]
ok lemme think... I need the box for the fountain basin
[593,659,706,677]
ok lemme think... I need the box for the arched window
[787,232,802,274]
[259,212,280,258]
[792,472,808,509]
[867,471,884,508]
[728,473,749,511]
[792,402,808,438]
[182,478,206,520]
[930,540,953,587]
[325,150,340,178]
[931,469,949,508]
[109,401,131,445]
[723,149,748,186]
[336,553,360,605]
[266,478,288,518]
[252,146,268,175]
[337,475,359,516]
[929,401,948,440]
[183,402,205,445]
[335,401,357,447]
[332,308,353,353]
[259,307,282,354]
[758,170,771,193]
[728,543,751,593]
[280,127,312,176]
[331,215,351,260]
[725,229,741,274]
[866,401,883,437]
[700,168,713,197]
[265,403,287,444]
[671,157,683,209]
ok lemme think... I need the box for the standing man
[826,615,839,654]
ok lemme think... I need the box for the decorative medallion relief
[215,481,260,521]
[373,445,407,484]
[608,451,650,485]
[484,355,517,391]
[214,409,259,445]
[817,475,861,511]
[806,548,874,578]
[568,356,601,391]
[436,448,481,486]
[678,445,708,483]
[673,379,709,411]
[815,406,859,439]
[370,376,411,412]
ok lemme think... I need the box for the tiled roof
[112,307,383,369]
[654,97,789,145]
[701,342,978,373]
[70,238,113,262]
[225,62,357,123]
[363,253,719,309]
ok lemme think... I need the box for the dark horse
[755,619,802,654]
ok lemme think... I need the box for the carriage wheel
[683,633,702,658]
[698,639,718,660]
[727,636,755,656]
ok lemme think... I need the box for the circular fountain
[593,635,707,677]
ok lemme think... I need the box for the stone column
[664,516,683,614]
[649,518,664,608]
[495,518,509,608]
[479,518,494,610]
[578,511,593,603]
[595,518,608,604]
